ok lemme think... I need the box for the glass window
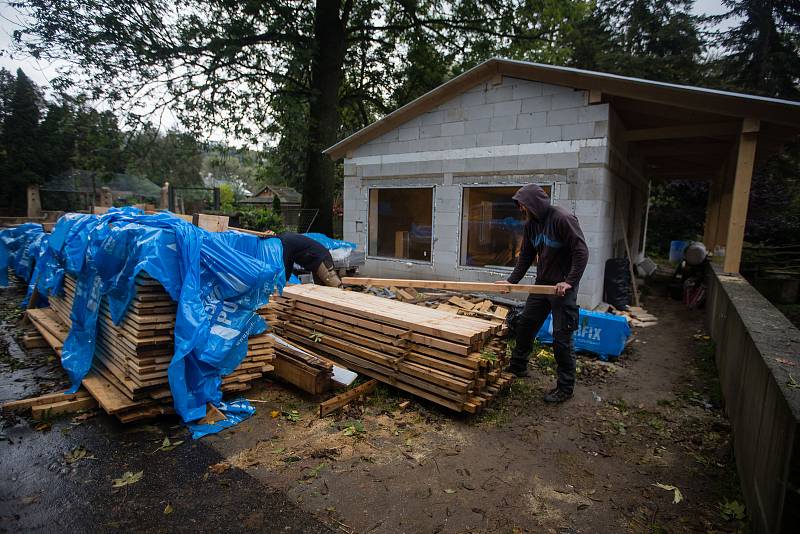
[368,188,433,261]
[460,185,552,268]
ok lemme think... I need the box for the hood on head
[512,184,551,221]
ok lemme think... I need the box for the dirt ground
[0,279,747,533]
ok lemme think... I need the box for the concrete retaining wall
[706,267,800,533]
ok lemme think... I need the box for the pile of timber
[267,285,511,413]
[268,332,334,395]
[26,273,276,423]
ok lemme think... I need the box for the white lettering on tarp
[576,326,602,341]
[210,324,240,340]
[215,301,238,327]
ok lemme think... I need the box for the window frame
[366,184,436,265]
[457,181,556,271]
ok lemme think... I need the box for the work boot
[503,365,529,378]
[543,387,573,403]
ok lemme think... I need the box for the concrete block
[465,157,494,173]
[493,155,519,171]
[434,186,461,200]
[443,159,466,173]
[517,112,547,129]
[441,121,465,137]
[378,129,399,142]
[424,137,452,151]
[421,111,444,125]
[521,95,552,113]
[436,95,462,110]
[541,83,574,95]
[518,154,548,170]
[567,168,578,183]
[420,124,442,139]
[434,251,459,267]
[419,160,443,174]
[532,126,562,142]
[512,81,543,100]
[386,141,411,154]
[578,103,610,123]
[464,118,490,134]
[344,163,356,176]
[434,225,459,240]
[381,162,401,176]
[579,146,608,164]
[593,121,609,138]
[445,107,465,122]
[400,116,422,127]
[502,129,531,145]
[462,91,485,107]
[578,166,608,184]
[485,85,514,103]
[575,199,606,216]
[562,122,596,141]
[550,90,587,110]
[546,152,579,169]
[547,107,579,126]
[359,164,381,177]
[490,115,517,132]
[435,197,462,212]
[451,134,478,149]
[476,132,503,146]
[493,100,522,117]
[464,104,493,120]
[399,127,419,141]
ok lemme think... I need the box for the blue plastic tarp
[4,209,287,437]
[303,232,356,252]
[536,308,631,361]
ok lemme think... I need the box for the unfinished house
[325,58,800,308]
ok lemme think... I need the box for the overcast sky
[0,0,736,135]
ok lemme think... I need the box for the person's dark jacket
[277,232,332,281]
[507,184,588,287]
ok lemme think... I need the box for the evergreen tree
[715,0,800,99]
[1,69,43,214]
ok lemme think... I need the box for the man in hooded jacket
[496,184,588,403]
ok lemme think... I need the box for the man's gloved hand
[555,281,572,296]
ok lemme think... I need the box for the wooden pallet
[266,285,511,413]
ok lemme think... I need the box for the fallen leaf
[208,462,230,474]
[64,446,92,464]
[270,410,280,418]
[443,488,457,494]
[71,411,97,423]
[163,503,173,515]
[20,495,40,505]
[154,436,184,453]
[112,470,144,488]
[33,422,51,432]
[774,358,796,367]
[653,483,683,504]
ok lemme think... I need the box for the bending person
[278,232,342,287]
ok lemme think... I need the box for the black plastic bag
[604,258,631,310]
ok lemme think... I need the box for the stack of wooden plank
[27,273,276,423]
[269,333,334,395]
[266,285,511,413]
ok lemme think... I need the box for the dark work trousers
[511,285,580,393]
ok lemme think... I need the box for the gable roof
[324,57,800,160]
[251,184,302,204]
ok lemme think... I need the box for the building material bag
[303,232,357,262]
[537,308,631,360]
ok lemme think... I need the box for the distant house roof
[324,57,800,160]
[251,185,302,204]
[41,170,162,199]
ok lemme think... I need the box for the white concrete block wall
[341,75,629,308]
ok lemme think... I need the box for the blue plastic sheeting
[303,232,356,252]
[17,208,285,433]
[537,308,631,361]
[187,398,256,439]
[0,223,47,287]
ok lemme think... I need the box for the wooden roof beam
[625,122,742,142]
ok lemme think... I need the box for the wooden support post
[588,89,602,104]
[27,185,42,219]
[722,121,759,273]
[703,172,724,249]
